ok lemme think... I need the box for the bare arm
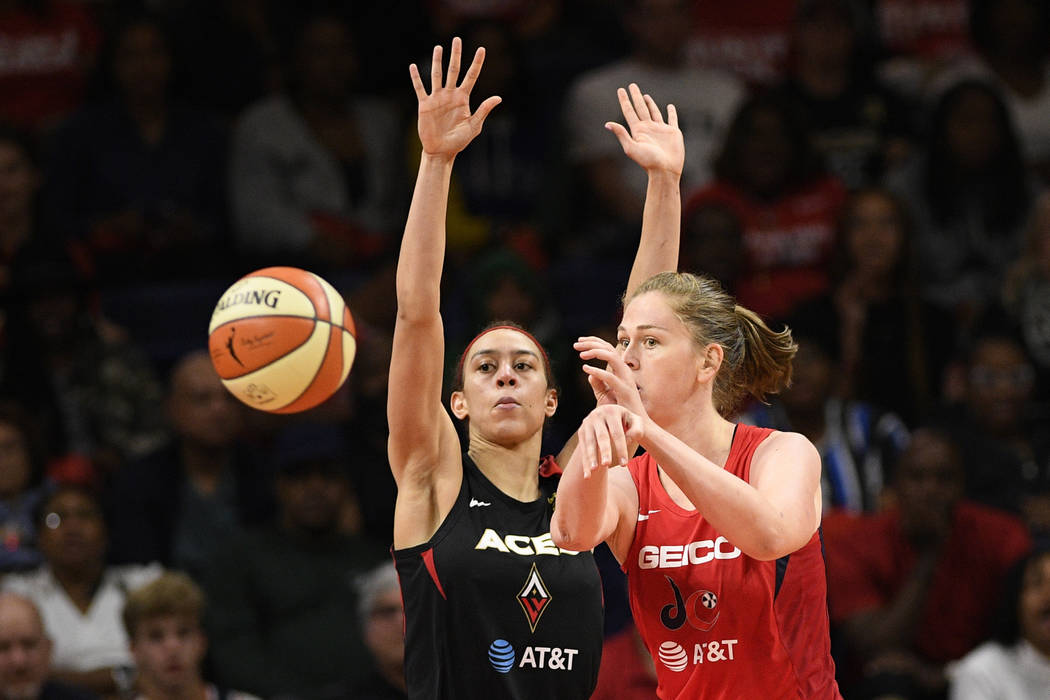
[606,84,684,298]
[551,406,639,561]
[387,39,501,547]
[640,425,821,560]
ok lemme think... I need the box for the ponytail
[729,305,796,415]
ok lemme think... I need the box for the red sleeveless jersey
[624,424,841,699]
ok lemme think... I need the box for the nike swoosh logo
[470,498,491,508]
[637,509,660,521]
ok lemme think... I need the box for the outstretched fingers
[628,83,650,122]
[430,44,443,94]
[471,95,502,129]
[460,46,487,94]
[616,87,640,129]
[408,63,427,101]
[644,94,663,123]
[445,36,462,88]
[667,103,678,129]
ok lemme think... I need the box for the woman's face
[113,23,171,102]
[1019,552,1050,655]
[944,89,1003,172]
[37,490,106,572]
[453,328,556,446]
[845,192,904,279]
[618,291,704,423]
[0,421,31,499]
[739,108,793,196]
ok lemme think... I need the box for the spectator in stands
[348,562,406,700]
[685,90,847,320]
[948,545,1050,698]
[740,320,909,514]
[0,244,168,477]
[776,0,915,189]
[823,428,1031,699]
[0,402,49,574]
[885,79,1037,332]
[107,349,273,578]
[229,10,403,272]
[933,0,1050,181]
[123,572,259,700]
[43,10,228,285]
[0,126,44,295]
[871,0,974,100]
[1,484,162,698]
[201,422,386,699]
[678,198,744,294]
[935,322,1050,529]
[1003,191,1050,398]
[0,592,95,700]
[563,0,744,257]
[795,187,956,426]
[0,0,100,136]
[170,0,289,122]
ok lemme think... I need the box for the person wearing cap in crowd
[200,421,386,700]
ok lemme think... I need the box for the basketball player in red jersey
[388,38,685,699]
[551,143,842,699]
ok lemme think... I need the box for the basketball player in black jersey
[387,38,685,699]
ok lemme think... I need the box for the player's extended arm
[387,39,500,491]
[610,83,684,298]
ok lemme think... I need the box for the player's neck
[663,400,736,469]
[468,438,542,503]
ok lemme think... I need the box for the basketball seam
[279,324,343,411]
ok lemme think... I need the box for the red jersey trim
[421,547,447,600]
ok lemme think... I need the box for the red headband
[454,325,553,389]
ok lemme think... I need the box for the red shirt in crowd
[685,176,847,321]
[0,1,101,132]
[623,424,841,699]
[873,0,973,63]
[823,502,1032,664]
[688,0,798,86]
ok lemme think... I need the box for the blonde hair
[625,272,797,415]
[122,572,205,639]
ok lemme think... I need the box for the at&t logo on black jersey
[486,640,580,674]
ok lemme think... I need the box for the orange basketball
[207,267,357,413]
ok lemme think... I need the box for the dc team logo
[488,640,515,673]
[518,562,551,632]
[660,576,720,632]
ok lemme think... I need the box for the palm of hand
[418,91,477,156]
[628,121,684,173]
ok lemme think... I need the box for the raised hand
[409,37,501,159]
[605,83,684,176]
[574,336,646,416]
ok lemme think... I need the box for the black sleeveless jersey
[393,454,603,700]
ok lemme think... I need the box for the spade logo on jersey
[518,563,552,632]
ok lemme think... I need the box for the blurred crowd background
[2,0,1050,699]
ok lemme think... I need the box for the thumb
[605,122,632,153]
[472,95,502,127]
